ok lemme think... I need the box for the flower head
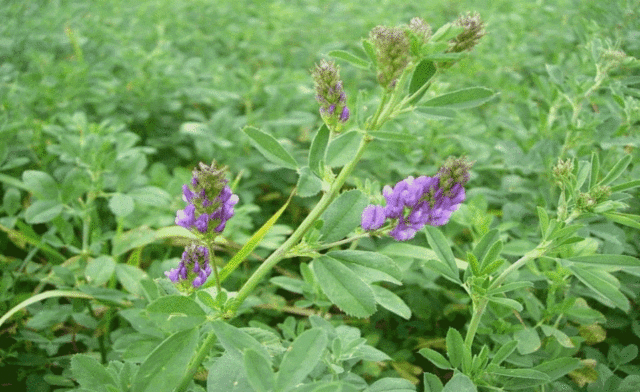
[175,160,238,236]
[369,25,410,90]
[312,59,350,131]
[448,12,486,53]
[165,243,213,289]
[361,157,473,241]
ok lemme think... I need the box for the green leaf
[423,373,444,392]
[441,373,476,392]
[3,188,21,216]
[244,349,275,392]
[371,285,411,320]
[361,39,377,66]
[328,250,402,284]
[540,325,574,348]
[109,193,135,217]
[609,179,640,193]
[533,357,581,382]
[85,256,116,286]
[146,295,207,332]
[275,328,328,392]
[472,229,500,263]
[216,191,293,285]
[318,189,369,243]
[22,170,59,200]
[328,50,370,69]
[326,131,361,167]
[111,226,157,256]
[24,200,63,224]
[489,340,518,367]
[589,152,600,189]
[514,328,541,355]
[71,355,118,392]
[479,240,503,273]
[296,167,323,198]
[445,328,466,369]
[569,265,629,311]
[365,378,416,392]
[369,131,419,143]
[309,124,330,176]
[421,87,495,110]
[493,368,551,381]
[565,254,640,268]
[488,296,523,312]
[409,60,436,103]
[603,212,640,230]
[208,353,252,392]
[488,281,533,295]
[211,320,271,362]
[115,264,147,296]
[132,328,198,392]
[312,255,376,318]
[599,154,632,186]
[424,226,460,283]
[537,207,549,239]
[243,126,298,170]
[413,107,456,120]
[418,348,452,370]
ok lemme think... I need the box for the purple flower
[312,59,350,131]
[165,244,213,289]
[361,157,473,241]
[175,204,196,228]
[361,205,386,230]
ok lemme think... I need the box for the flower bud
[165,243,213,290]
[369,25,410,90]
[448,12,486,53]
[312,60,350,131]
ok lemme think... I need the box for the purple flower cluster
[361,157,472,241]
[165,244,212,288]
[312,59,350,129]
[175,162,239,235]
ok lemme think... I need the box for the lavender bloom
[175,161,239,236]
[312,59,350,131]
[165,244,213,289]
[361,157,473,241]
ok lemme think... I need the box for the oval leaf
[312,255,376,318]
[275,328,328,391]
[24,200,63,224]
[422,87,495,109]
[371,285,411,320]
[319,189,369,243]
[243,126,298,170]
[328,50,370,69]
[308,124,330,175]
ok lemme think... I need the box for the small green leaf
[215,191,293,285]
[319,189,369,243]
[328,250,402,284]
[467,252,480,276]
[472,229,500,263]
[275,328,328,391]
[24,200,63,224]
[365,378,416,392]
[309,124,330,176]
[208,353,252,392]
[540,325,574,348]
[85,256,116,286]
[146,295,207,332]
[244,349,275,392]
[22,170,59,200]
[488,281,533,295]
[109,193,135,217]
[422,87,495,110]
[489,340,518,367]
[565,254,640,268]
[603,212,640,230]
[514,328,541,355]
[441,373,476,392]
[243,126,298,170]
[371,285,411,320]
[413,107,456,120]
[312,255,376,318]
[445,328,466,368]
[488,296,523,312]
[115,264,148,296]
[211,321,271,362]
[361,39,377,66]
[369,131,419,143]
[589,152,600,189]
[479,240,503,273]
[326,131,362,167]
[569,265,629,311]
[418,348,452,370]
[132,328,199,392]
[533,357,581,382]
[423,373,444,392]
[609,179,640,193]
[3,188,21,216]
[296,167,323,198]
[328,50,370,69]
[71,355,118,392]
[425,226,460,283]
[408,60,436,103]
[537,207,549,239]
[599,154,632,186]
[490,368,550,380]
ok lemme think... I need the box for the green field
[1,0,639,391]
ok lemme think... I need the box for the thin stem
[175,330,218,392]
[229,134,371,314]
[207,241,222,294]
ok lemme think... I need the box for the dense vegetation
[1,0,639,391]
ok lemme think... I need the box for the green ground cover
[1,0,639,391]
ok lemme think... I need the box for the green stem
[228,134,371,314]
[464,243,550,350]
[175,330,218,392]
[207,241,222,293]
